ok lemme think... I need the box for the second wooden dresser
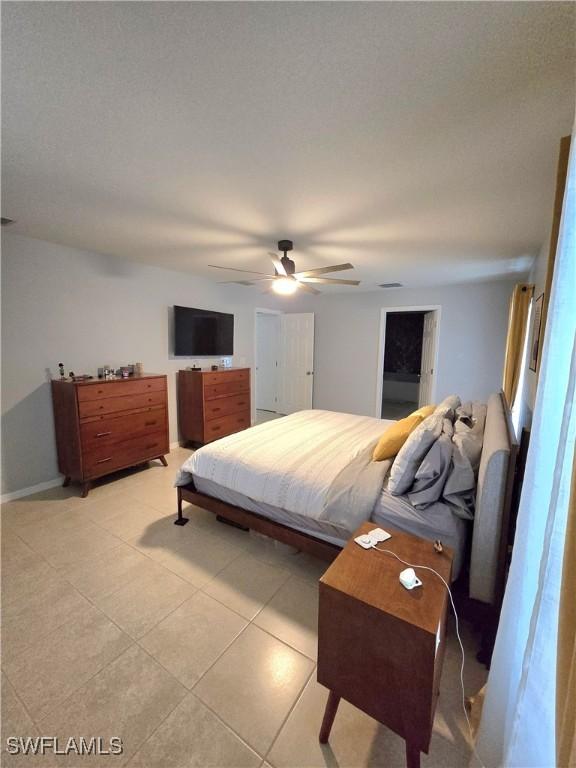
[177,368,251,444]
[51,374,169,497]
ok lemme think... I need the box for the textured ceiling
[2,1,574,289]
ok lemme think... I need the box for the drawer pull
[213,426,221,431]
[96,457,112,464]
[144,420,157,427]
[237,401,246,406]
[212,408,221,413]
[96,431,112,438]
[237,418,244,424]
[145,442,159,450]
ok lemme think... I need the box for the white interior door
[418,311,437,406]
[278,313,314,414]
[256,313,280,411]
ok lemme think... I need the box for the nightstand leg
[405,741,420,768]
[319,690,341,744]
[158,455,168,467]
[62,476,71,487]
[81,481,91,498]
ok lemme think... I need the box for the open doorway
[377,307,440,420]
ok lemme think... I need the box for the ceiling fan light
[272,277,298,295]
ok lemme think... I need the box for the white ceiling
[2,2,574,289]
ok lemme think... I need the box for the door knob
[306,371,313,375]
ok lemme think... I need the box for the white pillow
[388,413,444,496]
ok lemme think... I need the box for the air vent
[379,282,402,288]
[1,218,15,226]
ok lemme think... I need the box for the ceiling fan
[208,240,360,295]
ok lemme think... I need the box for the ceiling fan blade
[268,252,287,276]
[299,276,361,286]
[297,282,321,295]
[208,264,273,276]
[293,263,354,278]
[218,280,255,285]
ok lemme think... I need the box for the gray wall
[1,231,518,495]
[288,279,516,417]
[1,233,282,495]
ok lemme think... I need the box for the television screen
[174,306,234,356]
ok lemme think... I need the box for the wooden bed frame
[175,392,519,616]
[176,481,341,563]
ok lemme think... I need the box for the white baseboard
[1,476,63,504]
[2,446,185,504]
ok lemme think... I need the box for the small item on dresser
[97,368,104,379]
[134,362,144,377]
[434,539,444,554]
[58,362,65,380]
[120,367,130,379]
[211,364,219,371]
[68,371,75,379]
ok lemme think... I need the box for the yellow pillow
[372,414,423,461]
[409,404,436,419]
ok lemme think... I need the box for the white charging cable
[372,545,486,768]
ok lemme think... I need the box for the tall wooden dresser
[177,368,251,444]
[51,374,169,497]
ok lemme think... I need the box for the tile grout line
[3,484,320,758]
[262,664,318,766]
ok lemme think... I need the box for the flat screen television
[173,306,234,356]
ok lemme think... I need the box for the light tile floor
[1,447,487,767]
[255,410,284,425]
[380,400,418,420]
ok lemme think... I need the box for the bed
[175,393,517,606]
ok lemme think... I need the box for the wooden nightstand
[317,522,453,768]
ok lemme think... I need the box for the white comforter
[175,410,393,531]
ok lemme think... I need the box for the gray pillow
[388,413,444,496]
[407,419,454,508]
[434,394,461,419]
[443,408,485,518]
[443,442,475,519]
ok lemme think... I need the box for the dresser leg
[81,482,91,498]
[405,741,420,768]
[158,455,168,467]
[174,487,189,526]
[319,690,341,744]
[62,476,71,488]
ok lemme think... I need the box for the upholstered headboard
[469,392,518,605]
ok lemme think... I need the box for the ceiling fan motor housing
[278,240,295,275]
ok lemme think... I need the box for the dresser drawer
[204,394,250,421]
[80,407,166,450]
[79,390,166,419]
[77,377,165,402]
[204,380,249,400]
[84,431,169,478]
[202,370,249,387]
[204,411,250,442]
